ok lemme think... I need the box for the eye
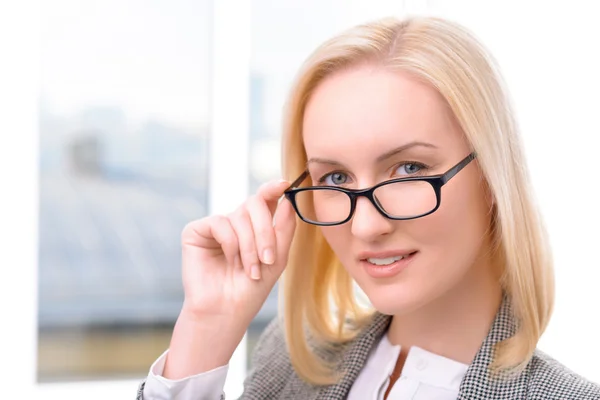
[395,162,427,176]
[319,172,349,186]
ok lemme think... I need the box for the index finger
[256,179,291,216]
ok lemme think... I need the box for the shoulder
[526,349,600,399]
[249,317,290,368]
[241,318,295,399]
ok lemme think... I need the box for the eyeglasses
[283,153,476,226]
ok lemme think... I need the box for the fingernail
[263,248,274,265]
[251,264,261,280]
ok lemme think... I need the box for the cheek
[320,225,353,261]
[412,181,492,268]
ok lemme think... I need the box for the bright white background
[1,0,598,398]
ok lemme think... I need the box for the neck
[387,264,503,365]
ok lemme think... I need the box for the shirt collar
[375,334,469,391]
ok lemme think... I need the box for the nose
[350,196,394,242]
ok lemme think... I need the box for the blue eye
[396,162,425,176]
[320,172,348,186]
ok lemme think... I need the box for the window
[38,0,212,383]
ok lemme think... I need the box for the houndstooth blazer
[136,297,600,399]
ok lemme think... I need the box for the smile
[361,251,418,278]
[366,256,405,266]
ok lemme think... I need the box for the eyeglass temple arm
[286,170,310,191]
[440,153,477,185]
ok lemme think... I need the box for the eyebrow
[306,141,438,168]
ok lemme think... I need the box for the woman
[137,16,600,399]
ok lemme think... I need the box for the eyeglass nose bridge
[344,187,390,222]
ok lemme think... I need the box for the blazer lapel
[315,313,392,399]
[457,295,529,399]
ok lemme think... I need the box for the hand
[179,179,296,331]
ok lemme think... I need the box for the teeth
[367,256,404,266]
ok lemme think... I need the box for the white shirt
[348,334,468,400]
[143,334,469,400]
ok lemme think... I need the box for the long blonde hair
[279,16,554,385]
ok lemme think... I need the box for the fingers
[182,216,240,268]
[256,180,291,217]
[207,217,241,269]
[273,197,297,269]
[184,179,296,282]
[229,208,261,280]
[246,195,277,266]
[229,179,296,281]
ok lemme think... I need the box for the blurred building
[38,105,278,333]
[66,133,102,177]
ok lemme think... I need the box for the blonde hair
[279,16,554,385]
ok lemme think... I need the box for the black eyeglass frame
[283,152,477,226]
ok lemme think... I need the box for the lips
[358,250,418,279]
[357,249,418,262]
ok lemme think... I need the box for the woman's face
[302,65,495,315]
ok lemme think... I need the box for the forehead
[302,65,464,159]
